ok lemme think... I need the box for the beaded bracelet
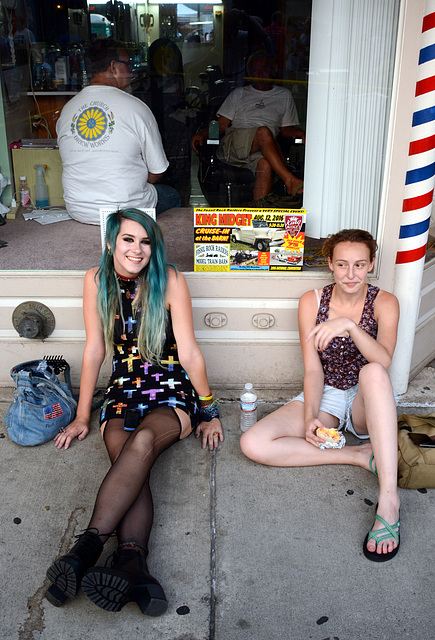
[199,398,220,422]
[199,392,213,403]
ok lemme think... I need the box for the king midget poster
[194,208,306,272]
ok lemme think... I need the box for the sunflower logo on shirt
[70,102,115,148]
[76,107,107,140]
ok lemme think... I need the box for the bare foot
[349,442,374,471]
[365,498,400,556]
[285,178,303,197]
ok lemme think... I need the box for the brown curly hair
[322,229,378,262]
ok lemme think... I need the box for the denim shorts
[290,384,370,439]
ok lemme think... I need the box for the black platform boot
[45,529,104,606]
[81,542,168,616]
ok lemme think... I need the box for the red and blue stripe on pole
[396,10,435,264]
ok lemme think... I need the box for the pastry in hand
[316,427,341,443]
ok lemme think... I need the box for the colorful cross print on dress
[126,316,137,333]
[161,378,182,390]
[124,287,137,301]
[137,402,148,415]
[160,396,185,408]
[115,376,130,388]
[140,362,150,375]
[113,401,128,415]
[122,352,141,372]
[102,285,200,427]
[100,398,115,422]
[160,355,179,371]
[141,387,165,401]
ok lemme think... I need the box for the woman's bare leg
[240,400,373,468]
[350,363,400,556]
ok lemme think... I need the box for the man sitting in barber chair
[191,50,305,205]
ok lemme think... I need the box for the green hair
[96,208,171,365]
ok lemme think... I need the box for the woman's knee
[240,427,265,462]
[127,427,156,455]
[359,362,391,392]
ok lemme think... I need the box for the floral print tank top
[316,283,379,390]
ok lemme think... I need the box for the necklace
[115,269,139,282]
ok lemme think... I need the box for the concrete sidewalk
[1,366,434,640]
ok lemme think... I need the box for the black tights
[87,407,182,548]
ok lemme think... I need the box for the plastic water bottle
[19,176,30,207]
[240,383,257,432]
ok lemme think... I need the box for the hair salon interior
[0,0,434,394]
[0,0,310,208]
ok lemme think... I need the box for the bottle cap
[245,382,253,390]
[20,176,26,180]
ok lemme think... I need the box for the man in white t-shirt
[57,39,180,225]
[191,50,305,202]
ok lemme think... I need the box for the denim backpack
[5,358,77,446]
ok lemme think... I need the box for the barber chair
[197,135,304,207]
[198,143,255,207]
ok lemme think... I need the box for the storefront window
[304,0,400,238]
[0,0,400,270]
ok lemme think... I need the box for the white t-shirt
[217,85,299,138]
[56,85,169,224]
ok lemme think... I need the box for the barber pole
[391,2,435,393]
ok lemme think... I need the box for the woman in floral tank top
[241,229,400,563]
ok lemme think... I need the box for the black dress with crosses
[100,276,201,427]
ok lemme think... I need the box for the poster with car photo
[194,208,306,272]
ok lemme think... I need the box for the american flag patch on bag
[44,403,64,420]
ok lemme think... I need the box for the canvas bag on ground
[397,413,435,489]
[5,359,77,446]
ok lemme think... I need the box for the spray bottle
[34,164,49,208]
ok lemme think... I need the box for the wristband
[199,398,220,422]
[199,392,213,402]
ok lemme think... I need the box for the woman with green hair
[45,208,222,615]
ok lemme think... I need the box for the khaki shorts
[216,126,264,174]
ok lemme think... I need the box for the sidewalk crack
[208,448,217,640]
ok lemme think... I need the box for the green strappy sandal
[369,453,378,477]
[363,513,400,562]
